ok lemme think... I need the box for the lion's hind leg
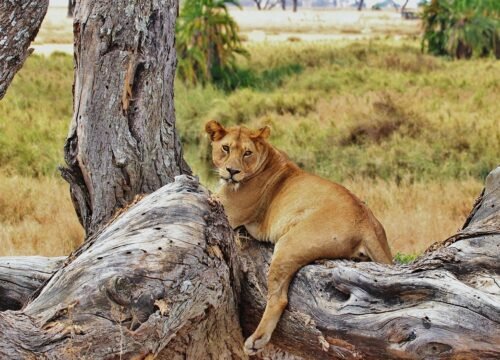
[244,239,311,355]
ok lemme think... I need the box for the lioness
[205,120,392,355]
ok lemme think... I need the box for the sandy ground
[33,6,420,55]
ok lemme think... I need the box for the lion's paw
[244,333,271,356]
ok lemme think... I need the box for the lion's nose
[226,168,241,176]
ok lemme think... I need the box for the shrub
[176,0,248,88]
[421,0,500,59]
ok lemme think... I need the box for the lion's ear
[205,120,227,141]
[252,125,271,140]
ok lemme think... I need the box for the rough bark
[1,3,498,359]
[0,257,65,311]
[61,0,190,238]
[0,0,49,100]
[0,176,245,359]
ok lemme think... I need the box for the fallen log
[0,176,245,359]
[240,232,500,359]
[0,0,49,99]
[0,256,65,311]
[0,169,499,359]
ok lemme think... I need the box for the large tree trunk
[1,168,499,359]
[0,0,49,100]
[61,0,190,237]
[0,176,245,359]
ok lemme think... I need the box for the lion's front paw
[244,332,271,356]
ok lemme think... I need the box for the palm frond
[176,0,248,87]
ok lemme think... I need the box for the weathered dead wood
[0,176,245,359]
[240,234,500,359]
[239,167,500,359]
[61,0,190,237]
[0,0,49,99]
[0,257,65,311]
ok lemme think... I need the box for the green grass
[1,39,499,187]
[176,40,499,187]
[0,52,73,177]
[393,252,418,264]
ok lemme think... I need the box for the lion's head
[205,120,271,189]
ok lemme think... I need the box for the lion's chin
[220,178,241,191]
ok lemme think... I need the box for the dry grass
[0,174,83,256]
[0,173,479,258]
[33,7,73,44]
[338,95,425,146]
[345,178,482,255]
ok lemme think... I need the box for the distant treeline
[234,0,424,9]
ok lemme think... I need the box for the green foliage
[394,252,418,264]
[0,53,73,177]
[176,0,248,88]
[176,40,499,187]
[421,0,500,59]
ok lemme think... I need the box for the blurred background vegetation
[0,0,498,260]
[421,0,499,59]
[177,0,249,88]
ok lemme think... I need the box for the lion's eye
[222,145,230,153]
[244,150,252,157]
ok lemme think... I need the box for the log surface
[0,176,245,359]
[0,257,65,311]
[0,0,49,99]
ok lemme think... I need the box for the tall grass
[0,52,72,177]
[0,39,497,256]
[0,173,83,256]
[177,40,499,184]
[345,177,481,255]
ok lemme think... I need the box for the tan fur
[205,121,392,355]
